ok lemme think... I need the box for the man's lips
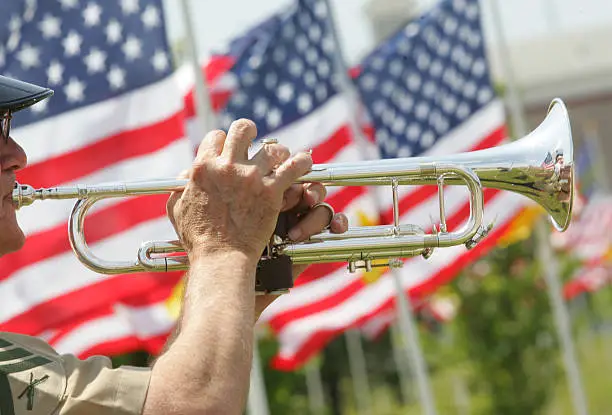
[2,183,15,204]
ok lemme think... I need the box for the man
[0,75,348,414]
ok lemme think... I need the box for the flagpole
[247,333,271,415]
[179,0,216,135]
[305,359,326,414]
[345,330,373,414]
[490,2,589,415]
[321,1,437,413]
[390,321,413,405]
[391,273,438,415]
[583,121,610,192]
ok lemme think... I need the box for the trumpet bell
[303,97,574,232]
[506,98,573,231]
[467,97,574,232]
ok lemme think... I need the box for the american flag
[0,0,190,347]
[564,263,612,301]
[552,194,612,264]
[1,0,526,365]
[262,0,526,370]
[0,0,381,357]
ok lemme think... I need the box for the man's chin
[0,225,26,256]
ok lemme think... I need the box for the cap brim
[0,75,54,113]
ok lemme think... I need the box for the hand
[167,119,312,264]
[254,183,349,320]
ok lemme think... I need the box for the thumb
[166,169,190,233]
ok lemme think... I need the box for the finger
[195,130,227,161]
[286,183,327,213]
[249,143,290,175]
[287,203,335,242]
[272,152,313,190]
[166,169,190,232]
[281,184,304,212]
[222,118,258,162]
[329,213,349,234]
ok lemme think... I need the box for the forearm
[144,251,257,415]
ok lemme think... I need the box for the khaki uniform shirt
[0,332,151,415]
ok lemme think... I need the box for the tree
[449,236,569,414]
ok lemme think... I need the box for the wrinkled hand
[166,120,350,319]
[253,183,349,320]
[167,119,312,263]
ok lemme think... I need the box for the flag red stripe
[310,125,352,164]
[72,332,170,360]
[327,185,367,212]
[205,55,236,84]
[271,210,515,371]
[0,194,169,280]
[184,89,233,115]
[182,56,237,117]
[0,272,182,335]
[47,282,177,346]
[269,279,366,331]
[17,112,185,188]
[293,262,346,286]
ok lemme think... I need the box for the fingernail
[288,228,302,241]
[333,216,347,229]
[308,188,321,204]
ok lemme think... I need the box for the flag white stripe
[14,74,185,166]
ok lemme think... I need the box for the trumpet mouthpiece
[12,183,36,210]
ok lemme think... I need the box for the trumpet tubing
[13,99,574,277]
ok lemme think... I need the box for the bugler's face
[0,116,28,256]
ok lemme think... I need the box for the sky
[161,0,612,67]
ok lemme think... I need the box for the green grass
[545,331,612,415]
[339,330,612,414]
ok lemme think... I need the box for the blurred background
[2,0,612,413]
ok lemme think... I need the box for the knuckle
[191,160,207,176]
[268,145,290,162]
[215,158,237,177]
[230,118,257,137]
[309,182,327,199]
[263,182,280,199]
[243,165,261,181]
[205,129,226,140]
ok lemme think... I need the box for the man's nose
[3,137,28,171]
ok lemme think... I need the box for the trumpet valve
[422,224,439,259]
[465,221,495,250]
[347,259,376,273]
[388,258,404,269]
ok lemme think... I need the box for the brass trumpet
[13,98,574,277]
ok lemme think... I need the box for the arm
[145,253,257,415]
[142,120,312,415]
